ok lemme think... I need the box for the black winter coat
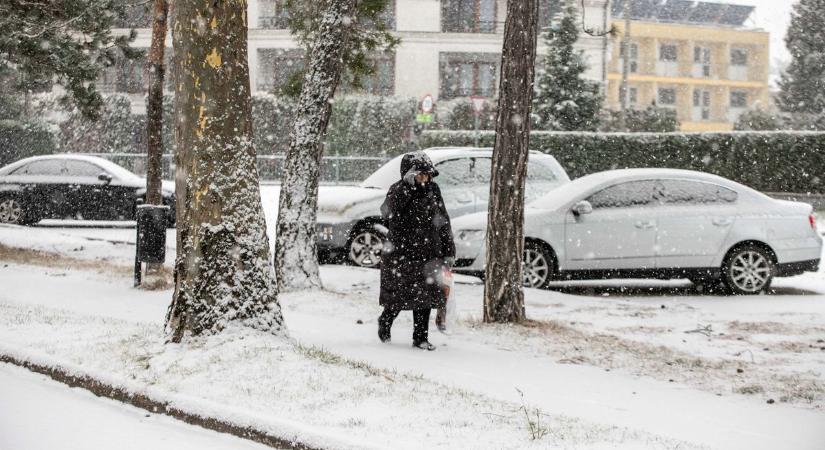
[379,154,456,310]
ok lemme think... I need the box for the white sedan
[452,169,822,295]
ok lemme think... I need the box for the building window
[340,54,395,96]
[693,89,710,121]
[693,46,711,78]
[114,1,151,28]
[441,0,497,34]
[258,0,291,29]
[538,0,563,30]
[728,48,749,81]
[730,48,748,66]
[620,42,639,73]
[658,87,676,108]
[99,49,147,94]
[730,90,748,108]
[440,53,499,99]
[657,43,679,77]
[729,90,748,122]
[659,44,678,62]
[257,48,305,94]
[618,87,638,107]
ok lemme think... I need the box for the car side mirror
[98,173,113,184]
[572,200,593,216]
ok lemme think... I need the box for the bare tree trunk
[145,0,168,205]
[483,0,540,323]
[274,0,355,292]
[165,0,285,341]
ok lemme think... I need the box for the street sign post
[416,93,435,125]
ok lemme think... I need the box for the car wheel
[722,245,775,295]
[348,227,384,268]
[523,242,554,289]
[0,197,25,225]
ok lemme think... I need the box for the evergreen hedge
[0,120,56,167]
[419,130,825,193]
[48,94,417,158]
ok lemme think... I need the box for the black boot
[378,306,399,343]
[378,324,391,343]
[412,340,437,351]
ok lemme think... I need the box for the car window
[65,160,105,177]
[13,159,64,176]
[587,180,662,209]
[435,158,472,187]
[470,156,561,184]
[526,158,559,183]
[471,157,491,184]
[661,179,738,205]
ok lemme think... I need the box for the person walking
[378,151,455,351]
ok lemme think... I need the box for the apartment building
[101,0,610,109]
[606,0,770,131]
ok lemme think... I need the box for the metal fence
[84,153,390,184]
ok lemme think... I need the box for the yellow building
[606,0,770,132]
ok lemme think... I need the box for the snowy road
[0,363,273,450]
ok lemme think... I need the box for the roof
[612,0,755,27]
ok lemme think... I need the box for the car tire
[347,224,385,268]
[0,196,29,225]
[523,241,555,289]
[721,245,775,295]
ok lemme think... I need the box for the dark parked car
[0,154,175,226]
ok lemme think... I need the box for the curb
[0,354,325,450]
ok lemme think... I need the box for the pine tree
[0,0,139,119]
[532,5,603,131]
[778,0,825,116]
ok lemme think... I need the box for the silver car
[315,147,570,267]
[452,169,822,295]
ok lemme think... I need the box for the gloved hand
[403,169,420,186]
[444,256,455,268]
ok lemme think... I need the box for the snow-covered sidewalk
[0,256,825,449]
[1,222,824,449]
[0,263,696,449]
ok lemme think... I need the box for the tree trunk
[166,0,285,341]
[483,0,540,323]
[274,0,355,292]
[145,0,168,206]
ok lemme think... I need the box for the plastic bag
[437,266,457,332]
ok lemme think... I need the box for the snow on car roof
[360,147,557,190]
[0,154,143,182]
[529,168,762,210]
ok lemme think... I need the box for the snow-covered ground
[1,206,825,449]
[0,364,273,450]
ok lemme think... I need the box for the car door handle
[635,220,656,229]
[456,197,473,204]
[712,218,733,226]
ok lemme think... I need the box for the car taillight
[810,214,817,230]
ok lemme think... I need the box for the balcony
[656,61,679,77]
[729,65,748,81]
